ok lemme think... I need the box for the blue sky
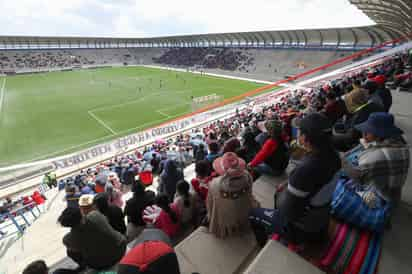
[0,0,374,37]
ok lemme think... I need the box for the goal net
[191,93,224,112]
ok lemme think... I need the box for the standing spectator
[248,120,289,176]
[173,180,198,226]
[194,143,207,162]
[124,183,155,242]
[122,164,136,193]
[150,153,160,173]
[93,192,127,235]
[158,160,184,201]
[105,182,123,208]
[207,152,258,238]
[58,205,126,271]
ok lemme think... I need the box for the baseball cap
[78,194,94,207]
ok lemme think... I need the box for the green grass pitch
[0,66,264,166]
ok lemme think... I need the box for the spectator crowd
[21,49,412,274]
[153,48,253,71]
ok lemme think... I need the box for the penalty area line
[0,78,6,116]
[88,110,117,135]
[156,110,171,118]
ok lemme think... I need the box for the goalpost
[191,93,224,112]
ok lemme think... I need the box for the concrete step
[243,240,324,274]
[175,226,258,274]
[252,175,287,208]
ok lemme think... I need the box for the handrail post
[7,213,25,234]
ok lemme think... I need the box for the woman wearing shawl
[206,152,259,238]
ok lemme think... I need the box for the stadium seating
[4,38,412,274]
[1,47,358,83]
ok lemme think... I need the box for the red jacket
[155,204,180,238]
[31,191,45,205]
[191,176,213,201]
[249,138,279,167]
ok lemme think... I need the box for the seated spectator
[372,75,392,112]
[146,194,180,238]
[222,137,241,154]
[207,152,258,238]
[159,159,184,201]
[64,184,81,208]
[124,182,155,242]
[248,120,289,177]
[80,185,94,195]
[94,178,106,193]
[93,192,127,235]
[31,191,46,205]
[333,88,383,151]
[118,228,180,274]
[322,91,346,123]
[58,204,126,271]
[23,260,48,274]
[342,113,410,206]
[237,127,261,163]
[173,180,198,226]
[249,113,341,246]
[206,141,221,164]
[205,131,218,145]
[191,160,213,202]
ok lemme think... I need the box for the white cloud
[0,0,374,37]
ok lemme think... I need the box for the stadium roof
[0,1,411,50]
[350,0,412,37]
[0,26,404,50]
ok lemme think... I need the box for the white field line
[0,78,6,115]
[156,110,171,118]
[157,102,191,113]
[87,110,117,135]
[2,69,254,165]
[6,110,189,166]
[88,89,194,114]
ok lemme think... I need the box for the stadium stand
[2,44,410,274]
[0,48,165,72]
[2,1,412,273]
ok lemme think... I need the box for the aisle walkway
[0,190,68,274]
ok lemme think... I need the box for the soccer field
[0,66,265,166]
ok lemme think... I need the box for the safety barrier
[0,202,42,239]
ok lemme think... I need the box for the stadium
[0,0,412,274]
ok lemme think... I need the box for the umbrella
[155,138,166,145]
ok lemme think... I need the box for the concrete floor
[379,90,412,274]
